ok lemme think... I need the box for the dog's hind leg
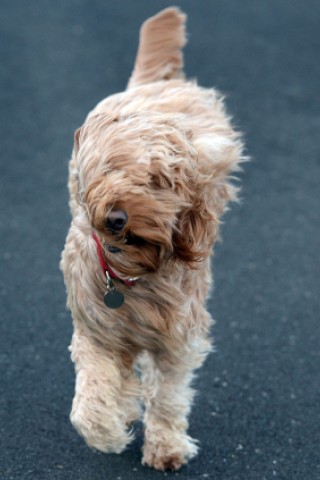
[127,7,186,89]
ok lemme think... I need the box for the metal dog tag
[104,289,124,309]
[104,271,124,309]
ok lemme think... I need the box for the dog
[60,7,244,471]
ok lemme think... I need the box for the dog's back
[128,8,186,88]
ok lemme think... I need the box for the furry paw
[142,429,198,471]
[70,400,132,454]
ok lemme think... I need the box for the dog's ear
[171,134,241,266]
[171,162,215,266]
[73,127,82,156]
[172,200,214,265]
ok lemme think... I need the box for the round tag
[104,289,124,309]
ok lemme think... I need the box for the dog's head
[73,112,234,277]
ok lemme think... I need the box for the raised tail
[127,7,187,89]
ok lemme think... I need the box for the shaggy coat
[61,7,244,471]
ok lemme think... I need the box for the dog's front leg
[69,327,137,454]
[141,352,200,471]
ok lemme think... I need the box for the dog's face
[74,113,213,277]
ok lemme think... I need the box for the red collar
[92,233,136,287]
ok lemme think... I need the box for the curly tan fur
[61,7,244,471]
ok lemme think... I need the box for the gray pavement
[1,1,319,479]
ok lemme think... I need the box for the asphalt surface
[1,1,319,479]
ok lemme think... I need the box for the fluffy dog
[61,7,244,471]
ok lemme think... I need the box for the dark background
[1,1,319,479]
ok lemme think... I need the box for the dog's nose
[105,209,128,233]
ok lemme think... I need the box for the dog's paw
[142,430,198,471]
[70,401,132,454]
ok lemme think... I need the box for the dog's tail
[127,7,187,89]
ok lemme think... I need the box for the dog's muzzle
[104,209,128,253]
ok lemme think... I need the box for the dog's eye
[105,243,122,253]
